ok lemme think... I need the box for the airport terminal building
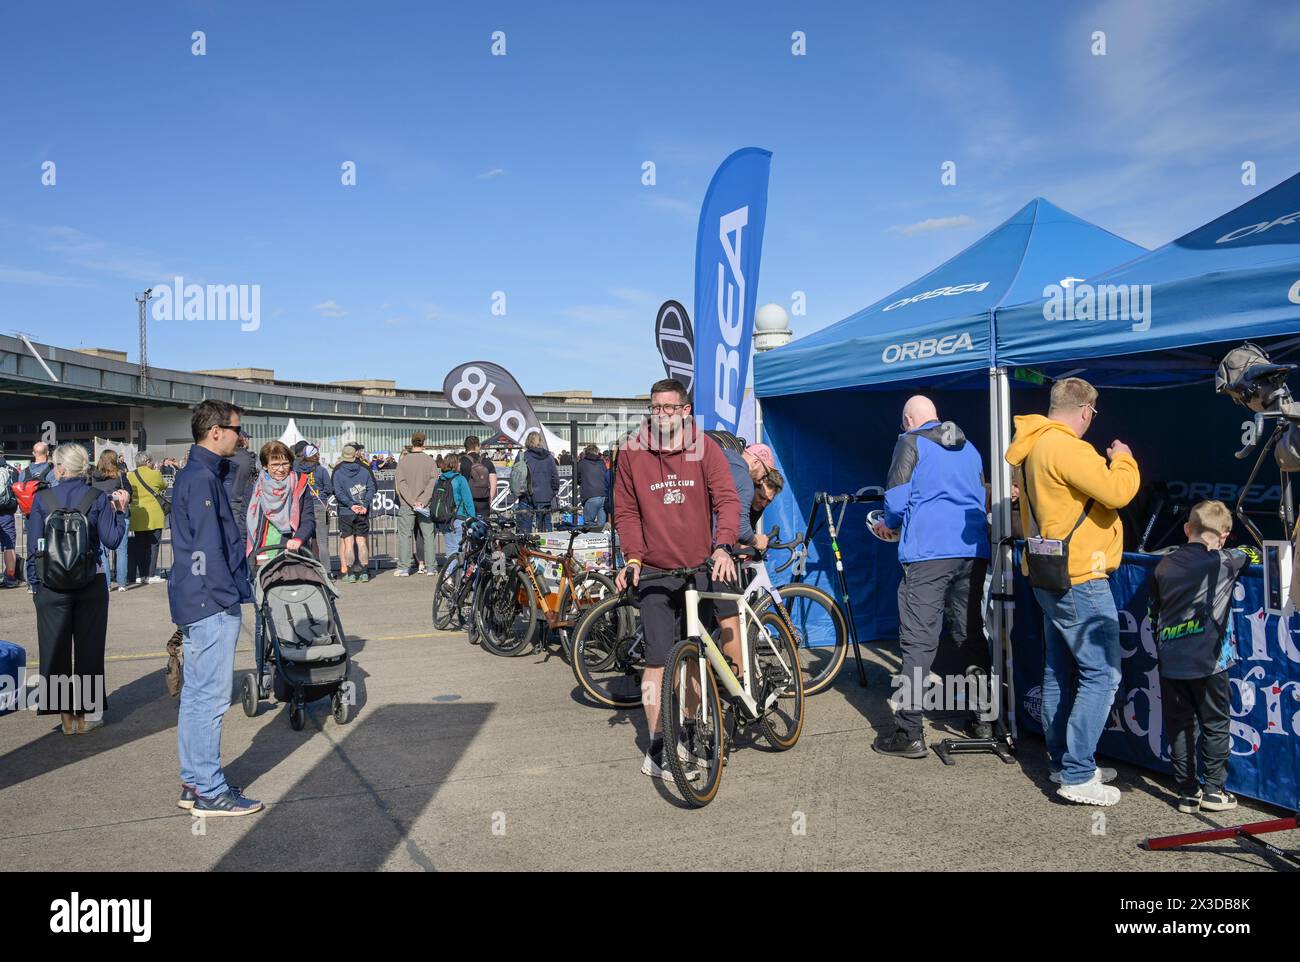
[0,332,646,461]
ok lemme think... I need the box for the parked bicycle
[649,548,804,807]
[473,523,616,659]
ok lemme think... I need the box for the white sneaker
[1051,766,1117,785]
[640,750,671,779]
[394,570,410,577]
[1057,774,1120,807]
[137,578,146,585]
[147,576,165,584]
[640,742,699,780]
[115,586,127,593]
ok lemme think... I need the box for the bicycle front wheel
[757,583,848,696]
[661,639,725,808]
[432,558,464,630]
[477,568,539,656]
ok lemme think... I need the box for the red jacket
[613,419,740,570]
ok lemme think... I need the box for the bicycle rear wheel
[758,583,848,696]
[661,639,725,808]
[554,569,617,663]
[750,610,804,750]
[477,568,539,656]
[570,594,644,708]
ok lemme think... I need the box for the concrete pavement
[0,572,1291,871]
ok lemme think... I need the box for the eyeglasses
[1084,404,1098,417]
[217,423,241,432]
[647,403,687,414]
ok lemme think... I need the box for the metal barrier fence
[14,503,611,579]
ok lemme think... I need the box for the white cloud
[0,264,90,287]
[643,194,696,221]
[313,299,348,318]
[476,168,506,180]
[888,215,976,236]
[38,225,177,284]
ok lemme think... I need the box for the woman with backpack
[433,453,475,564]
[27,443,129,734]
[126,453,167,585]
[517,431,559,534]
[91,449,132,592]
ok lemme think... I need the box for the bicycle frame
[681,571,793,721]
[515,530,604,628]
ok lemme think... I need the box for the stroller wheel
[332,692,350,725]
[241,674,258,718]
[289,701,306,731]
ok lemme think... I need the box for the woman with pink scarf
[246,441,316,566]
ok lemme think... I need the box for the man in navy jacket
[872,395,991,759]
[168,400,262,817]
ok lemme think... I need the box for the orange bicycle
[475,523,616,659]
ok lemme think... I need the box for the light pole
[135,288,153,395]
[752,302,793,448]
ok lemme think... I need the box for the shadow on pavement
[214,700,494,871]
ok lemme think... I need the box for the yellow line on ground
[22,630,445,669]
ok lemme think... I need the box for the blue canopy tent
[754,199,1146,663]
[988,173,1300,808]
[990,173,1300,552]
[995,171,1300,375]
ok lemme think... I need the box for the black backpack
[465,453,492,500]
[431,476,457,524]
[35,489,100,591]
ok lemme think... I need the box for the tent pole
[933,367,1019,765]
[990,365,1018,743]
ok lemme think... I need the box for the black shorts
[338,512,370,536]
[636,568,714,668]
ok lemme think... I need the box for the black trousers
[127,528,161,582]
[1160,672,1232,795]
[894,557,990,738]
[34,578,109,716]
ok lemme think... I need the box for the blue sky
[3,0,1299,396]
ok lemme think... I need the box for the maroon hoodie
[613,418,740,570]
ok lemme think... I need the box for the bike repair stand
[933,535,1018,766]
[814,492,869,686]
[1143,813,1300,867]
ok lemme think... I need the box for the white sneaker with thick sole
[640,744,699,780]
[394,570,410,577]
[1051,766,1117,785]
[1057,774,1120,806]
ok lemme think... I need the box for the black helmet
[1216,342,1295,413]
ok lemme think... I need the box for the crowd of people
[8,374,1251,820]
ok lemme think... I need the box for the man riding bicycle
[613,378,740,779]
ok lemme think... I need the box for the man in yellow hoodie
[1005,377,1140,807]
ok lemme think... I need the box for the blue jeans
[441,519,463,561]
[583,496,606,527]
[1033,579,1123,786]
[101,537,129,588]
[178,605,242,798]
[518,501,552,533]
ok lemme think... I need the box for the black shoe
[1200,789,1237,812]
[966,719,994,739]
[871,731,927,759]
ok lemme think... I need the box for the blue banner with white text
[693,147,771,433]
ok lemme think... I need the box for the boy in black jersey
[1149,500,1251,815]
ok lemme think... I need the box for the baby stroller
[241,548,352,731]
